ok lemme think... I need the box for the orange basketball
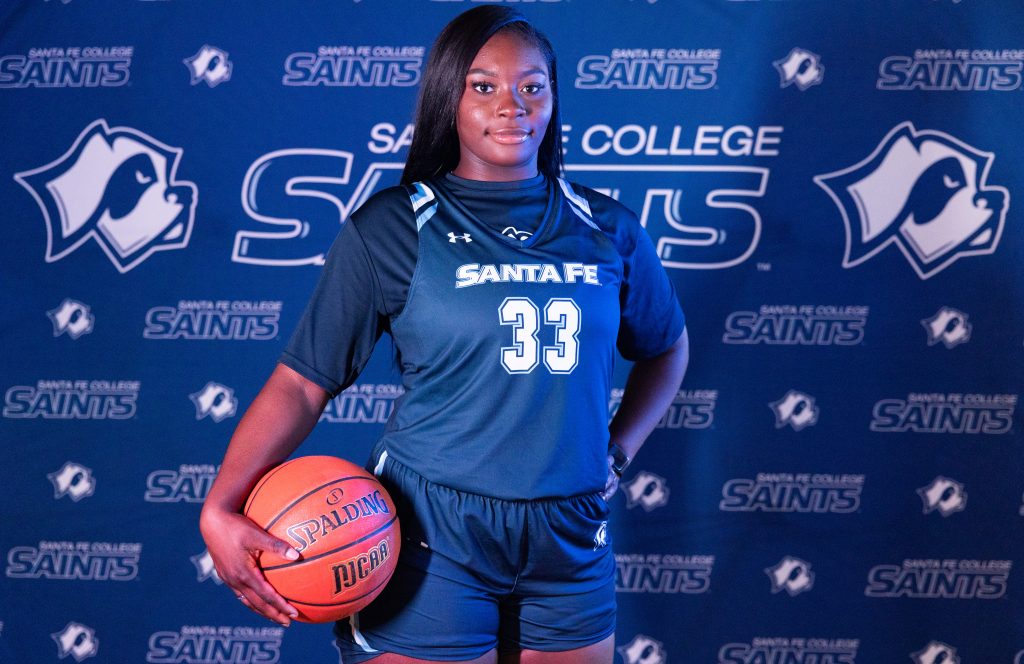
[243,455,400,623]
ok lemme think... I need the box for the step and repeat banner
[1,0,1022,662]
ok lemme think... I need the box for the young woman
[200,6,688,663]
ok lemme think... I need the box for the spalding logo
[815,121,1008,279]
[14,119,197,273]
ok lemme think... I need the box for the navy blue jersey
[283,176,684,499]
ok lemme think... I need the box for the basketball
[243,455,401,623]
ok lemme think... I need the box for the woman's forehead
[470,32,548,74]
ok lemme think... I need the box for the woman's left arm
[602,326,690,500]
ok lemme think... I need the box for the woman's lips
[489,128,531,144]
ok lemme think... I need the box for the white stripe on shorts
[350,613,378,653]
[373,449,389,477]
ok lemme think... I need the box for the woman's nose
[496,88,526,116]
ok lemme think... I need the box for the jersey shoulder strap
[557,177,600,231]
[407,181,438,230]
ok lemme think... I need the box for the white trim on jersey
[557,178,599,231]
[411,182,438,230]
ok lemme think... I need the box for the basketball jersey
[282,176,684,501]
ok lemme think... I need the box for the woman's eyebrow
[466,67,548,77]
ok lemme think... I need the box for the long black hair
[400,6,563,185]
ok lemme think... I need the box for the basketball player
[200,7,688,663]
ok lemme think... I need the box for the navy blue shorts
[334,450,616,662]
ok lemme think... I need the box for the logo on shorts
[593,521,608,550]
[917,477,967,517]
[190,549,222,584]
[921,307,971,348]
[48,462,96,501]
[52,622,99,661]
[773,48,824,90]
[769,390,819,431]
[617,634,667,664]
[911,641,959,664]
[48,299,95,339]
[189,382,237,422]
[765,556,815,596]
[815,122,1009,279]
[183,45,232,87]
[621,471,670,512]
[14,119,198,273]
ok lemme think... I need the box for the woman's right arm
[199,363,331,626]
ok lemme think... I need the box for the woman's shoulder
[347,185,418,253]
[351,184,415,222]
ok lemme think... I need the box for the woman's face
[452,31,553,182]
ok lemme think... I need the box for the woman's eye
[522,83,544,94]
[471,82,494,93]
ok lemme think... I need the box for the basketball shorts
[333,450,616,662]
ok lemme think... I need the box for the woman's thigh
[372,651,498,664]
[498,635,614,664]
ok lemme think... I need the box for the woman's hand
[200,505,301,626]
[198,364,331,626]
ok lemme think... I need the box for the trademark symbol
[757,262,772,271]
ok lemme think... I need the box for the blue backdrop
[1,1,1022,663]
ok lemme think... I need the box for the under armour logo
[448,232,472,243]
